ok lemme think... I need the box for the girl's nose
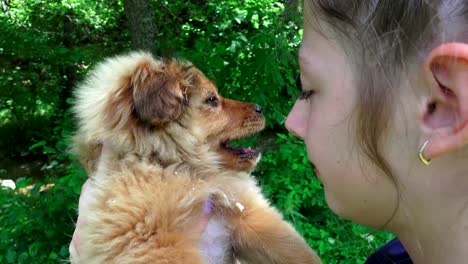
[285,102,306,138]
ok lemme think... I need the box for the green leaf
[48,251,58,260]
[6,249,16,263]
[29,242,39,257]
[15,178,33,189]
[59,245,69,257]
[18,252,29,263]
[28,140,46,151]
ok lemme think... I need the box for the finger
[77,179,92,220]
[70,179,93,257]
[71,140,108,260]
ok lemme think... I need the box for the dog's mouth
[213,108,265,171]
[220,139,260,160]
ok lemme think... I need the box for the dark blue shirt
[365,238,413,264]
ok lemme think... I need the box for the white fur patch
[199,217,232,264]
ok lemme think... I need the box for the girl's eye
[298,90,315,100]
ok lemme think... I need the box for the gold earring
[418,140,431,165]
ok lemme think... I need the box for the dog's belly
[200,217,233,264]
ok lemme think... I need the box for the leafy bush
[171,0,301,128]
[0,106,86,263]
[0,0,126,159]
[0,170,85,264]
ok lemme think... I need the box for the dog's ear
[132,60,188,126]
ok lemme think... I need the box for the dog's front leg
[226,186,321,264]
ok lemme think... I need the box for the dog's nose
[254,104,263,114]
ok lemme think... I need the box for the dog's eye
[205,96,219,107]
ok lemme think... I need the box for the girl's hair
[305,0,468,180]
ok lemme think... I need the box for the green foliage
[165,0,302,127]
[0,166,86,263]
[0,0,393,263]
[0,105,86,263]
[0,0,125,155]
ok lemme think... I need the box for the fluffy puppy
[71,52,321,264]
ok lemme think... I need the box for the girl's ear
[420,42,468,160]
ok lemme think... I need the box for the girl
[286,0,468,263]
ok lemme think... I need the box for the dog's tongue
[242,147,255,154]
[223,140,256,155]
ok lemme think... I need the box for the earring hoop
[418,140,431,165]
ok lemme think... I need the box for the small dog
[71,52,320,263]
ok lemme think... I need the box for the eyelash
[298,91,315,100]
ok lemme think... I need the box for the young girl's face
[285,9,398,227]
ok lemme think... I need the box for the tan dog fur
[71,52,320,264]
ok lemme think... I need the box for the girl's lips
[314,166,320,176]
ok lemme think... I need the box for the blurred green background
[0,0,393,263]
